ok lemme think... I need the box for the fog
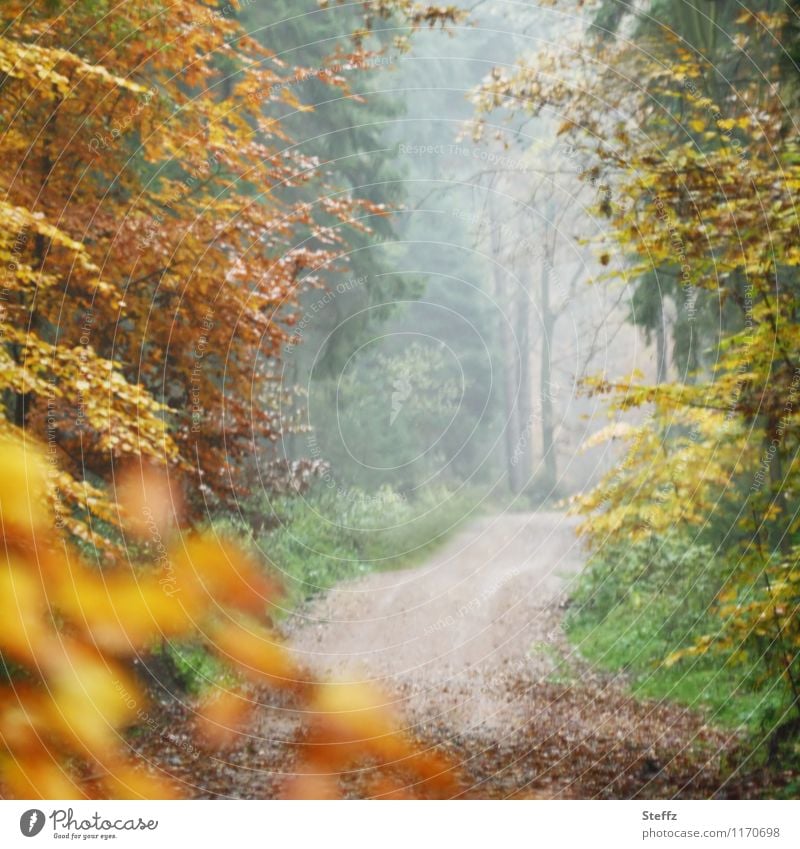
[247,0,659,520]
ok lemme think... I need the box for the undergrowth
[566,536,790,738]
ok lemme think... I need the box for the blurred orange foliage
[0,436,459,799]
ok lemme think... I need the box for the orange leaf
[195,688,253,749]
[209,619,297,687]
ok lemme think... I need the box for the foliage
[0,0,357,524]
[241,0,418,377]
[0,435,461,798]
[0,0,463,530]
[472,2,800,751]
[310,341,464,492]
[0,0,476,801]
[568,537,787,731]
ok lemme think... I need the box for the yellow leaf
[0,561,51,663]
[0,437,49,541]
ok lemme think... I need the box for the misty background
[239,0,656,539]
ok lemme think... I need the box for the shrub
[567,535,787,730]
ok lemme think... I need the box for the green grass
[162,641,231,694]
[256,483,484,612]
[568,606,774,729]
[566,538,789,732]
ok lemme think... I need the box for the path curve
[135,512,742,798]
[288,512,583,734]
[282,512,733,798]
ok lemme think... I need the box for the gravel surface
[133,513,767,798]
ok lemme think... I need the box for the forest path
[280,512,735,798]
[288,512,583,736]
[138,513,741,798]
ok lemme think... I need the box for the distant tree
[473,1,800,749]
[0,0,458,525]
[312,341,462,492]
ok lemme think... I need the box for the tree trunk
[540,250,557,489]
[516,243,534,488]
[489,205,524,494]
[655,295,668,384]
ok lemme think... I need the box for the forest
[1,0,800,803]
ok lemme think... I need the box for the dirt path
[288,512,583,734]
[280,512,736,798]
[135,512,750,798]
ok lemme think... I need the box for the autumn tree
[0,436,460,798]
[0,0,463,530]
[473,2,800,749]
[0,0,465,798]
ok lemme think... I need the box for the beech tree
[0,0,459,527]
[0,0,464,798]
[472,2,800,743]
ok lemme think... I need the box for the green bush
[567,535,787,730]
[164,641,230,694]
[256,483,482,610]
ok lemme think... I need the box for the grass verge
[162,483,483,690]
[565,537,788,732]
